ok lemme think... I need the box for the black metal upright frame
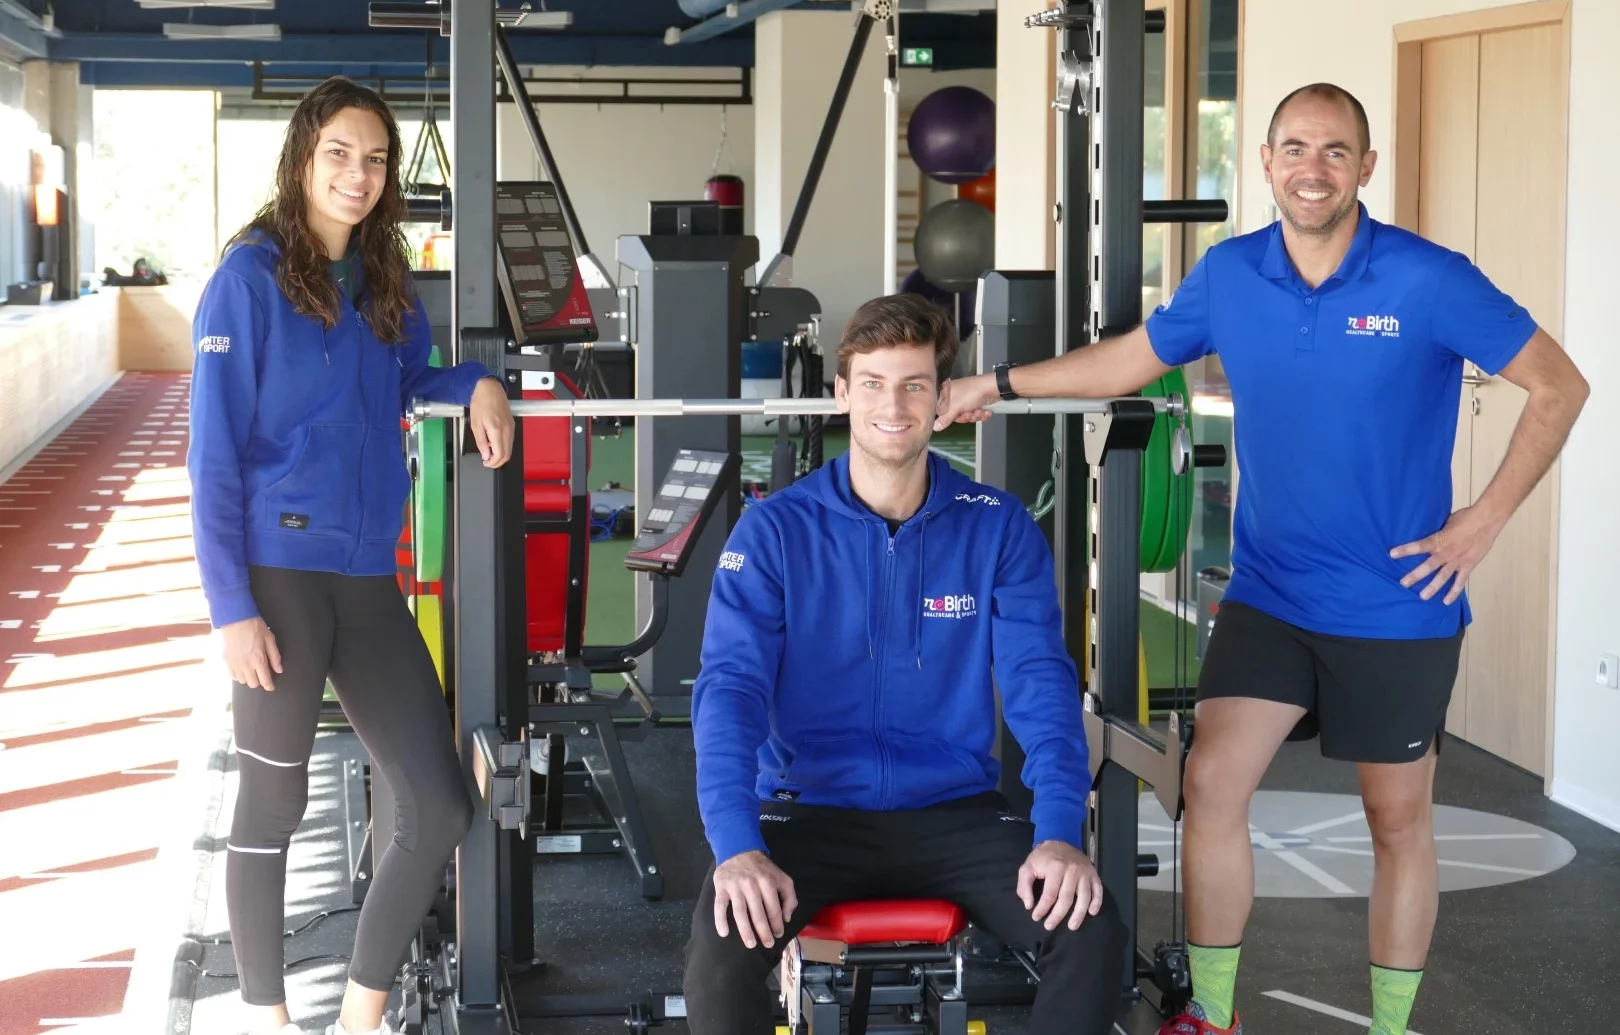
[390,0,1232,1029]
[1028,0,1229,1021]
[445,0,519,1030]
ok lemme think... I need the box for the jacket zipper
[347,301,368,571]
[874,533,895,809]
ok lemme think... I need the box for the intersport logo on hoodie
[922,593,977,619]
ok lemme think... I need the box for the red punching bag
[705,174,745,235]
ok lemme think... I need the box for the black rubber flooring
[185,724,1620,1035]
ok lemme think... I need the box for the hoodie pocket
[884,732,989,802]
[779,734,879,798]
[361,423,411,542]
[257,422,361,537]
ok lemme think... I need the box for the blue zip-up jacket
[691,452,1092,865]
[187,236,494,628]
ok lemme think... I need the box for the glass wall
[1,60,44,297]
[1142,19,1169,314]
[216,110,450,268]
[86,92,450,282]
[91,90,218,279]
[1180,0,1239,607]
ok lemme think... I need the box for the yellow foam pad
[412,593,445,692]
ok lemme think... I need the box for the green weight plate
[413,346,448,583]
[1147,366,1195,574]
[1139,374,1173,571]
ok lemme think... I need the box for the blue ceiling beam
[79,60,257,89]
[49,30,754,68]
[671,0,803,45]
[0,0,50,61]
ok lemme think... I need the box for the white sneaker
[324,1019,397,1035]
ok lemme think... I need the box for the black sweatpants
[226,566,473,1006]
[682,792,1128,1035]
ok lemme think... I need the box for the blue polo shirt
[1145,203,1537,640]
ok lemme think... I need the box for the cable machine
[370,1,1231,1031]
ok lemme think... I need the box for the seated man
[683,294,1127,1035]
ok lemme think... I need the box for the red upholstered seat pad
[798,900,967,945]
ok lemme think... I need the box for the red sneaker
[1156,1002,1243,1035]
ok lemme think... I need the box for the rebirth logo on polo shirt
[923,593,977,619]
[1346,314,1401,337]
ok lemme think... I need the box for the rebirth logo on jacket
[922,593,977,619]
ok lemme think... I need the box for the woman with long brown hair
[187,76,513,1035]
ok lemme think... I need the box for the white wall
[755,8,887,346]
[994,0,1055,272]
[495,67,755,268]
[1242,0,1620,831]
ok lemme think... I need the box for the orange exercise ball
[958,168,995,212]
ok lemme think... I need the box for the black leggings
[682,793,1129,1035]
[226,566,473,1006]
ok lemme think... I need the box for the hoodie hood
[782,451,980,668]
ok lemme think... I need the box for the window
[1140,0,1239,614]
[1182,0,1238,604]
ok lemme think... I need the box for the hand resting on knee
[1019,840,1105,932]
[712,850,799,950]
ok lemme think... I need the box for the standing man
[935,83,1588,1035]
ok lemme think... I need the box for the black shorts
[1197,600,1465,764]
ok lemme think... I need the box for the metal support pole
[883,11,899,296]
[493,25,614,290]
[1052,3,1094,691]
[1090,0,1146,343]
[758,10,877,287]
[449,0,512,1026]
[1090,0,1151,1010]
[1085,403,1153,1003]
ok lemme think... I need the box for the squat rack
[396,0,1225,1030]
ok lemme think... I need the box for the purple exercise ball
[907,86,996,185]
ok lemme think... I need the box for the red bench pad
[798,900,967,946]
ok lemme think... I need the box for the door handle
[1461,371,1491,386]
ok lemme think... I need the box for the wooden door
[1416,33,1479,739]
[1413,21,1567,776]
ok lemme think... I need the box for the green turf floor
[578,425,1201,691]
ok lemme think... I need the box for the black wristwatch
[994,361,1019,401]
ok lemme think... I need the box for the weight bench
[514,374,739,901]
[779,900,986,1035]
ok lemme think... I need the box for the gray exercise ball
[914,198,995,293]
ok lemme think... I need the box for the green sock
[1368,964,1423,1035]
[1188,942,1241,1029]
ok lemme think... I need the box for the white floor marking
[1308,844,1544,877]
[1251,826,1355,894]
[1263,990,1426,1035]
[1324,833,1544,843]
[1287,809,1366,836]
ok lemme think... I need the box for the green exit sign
[902,47,934,67]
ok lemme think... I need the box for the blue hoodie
[187,237,494,628]
[691,451,1092,866]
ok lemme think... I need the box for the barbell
[406,375,1217,573]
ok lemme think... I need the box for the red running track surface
[0,372,214,1035]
